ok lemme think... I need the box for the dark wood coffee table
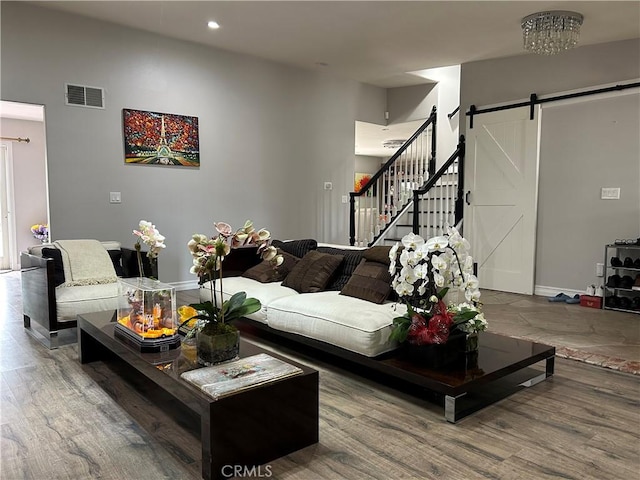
[377,332,555,422]
[77,310,319,480]
[235,319,555,423]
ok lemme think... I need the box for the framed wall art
[354,172,376,196]
[123,108,200,167]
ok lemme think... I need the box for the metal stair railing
[412,135,466,239]
[349,106,437,246]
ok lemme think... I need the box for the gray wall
[537,93,639,290]
[1,2,386,284]
[461,39,640,293]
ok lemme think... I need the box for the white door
[0,143,13,270]
[465,106,541,294]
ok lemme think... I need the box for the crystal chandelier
[521,11,584,55]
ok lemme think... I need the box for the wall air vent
[65,83,105,109]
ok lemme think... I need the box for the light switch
[601,187,620,200]
[324,182,333,190]
[110,192,121,204]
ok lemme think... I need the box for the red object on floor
[580,295,602,309]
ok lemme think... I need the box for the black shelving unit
[603,244,640,314]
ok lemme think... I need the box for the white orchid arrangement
[389,227,485,345]
[448,303,488,334]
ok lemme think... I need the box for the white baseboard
[534,285,585,297]
[169,280,199,291]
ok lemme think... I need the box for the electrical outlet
[596,263,604,277]
[342,195,348,204]
[109,192,121,204]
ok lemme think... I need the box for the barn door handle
[465,191,471,205]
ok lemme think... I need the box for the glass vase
[465,333,479,353]
[196,328,240,366]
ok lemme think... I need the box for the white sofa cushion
[199,277,298,324]
[267,291,405,357]
[55,283,120,321]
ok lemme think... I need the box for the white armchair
[21,239,157,348]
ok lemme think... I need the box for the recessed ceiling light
[315,62,329,67]
[207,20,220,29]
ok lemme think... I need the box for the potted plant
[181,220,282,366]
[388,227,486,368]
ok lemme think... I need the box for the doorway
[0,143,14,270]
[0,100,48,269]
[465,106,541,295]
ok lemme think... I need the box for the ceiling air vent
[65,83,105,109]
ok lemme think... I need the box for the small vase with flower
[180,220,283,366]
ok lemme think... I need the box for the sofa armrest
[121,247,159,278]
[21,251,59,331]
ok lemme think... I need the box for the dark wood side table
[78,310,319,480]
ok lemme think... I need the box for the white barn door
[465,106,541,294]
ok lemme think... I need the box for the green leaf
[189,301,217,319]
[390,314,411,343]
[437,287,449,299]
[454,310,479,321]
[222,291,248,316]
[225,297,261,321]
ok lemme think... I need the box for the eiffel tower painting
[123,108,200,167]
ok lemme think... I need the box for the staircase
[349,105,465,246]
[378,168,461,245]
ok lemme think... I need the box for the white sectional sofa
[200,240,407,358]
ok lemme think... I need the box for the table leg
[444,393,466,423]
[78,326,104,364]
[201,412,212,480]
[546,355,555,377]
[519,355,555,387]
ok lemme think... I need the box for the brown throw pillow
[271,239,317,259]
[317,246,364,291]
[242,251,299,283]
[282,250,344,293]
[364,245,393,265]
[340,259,392,304]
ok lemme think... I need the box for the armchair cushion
[55,283,120,320]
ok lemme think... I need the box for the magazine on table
[180,353,303,399]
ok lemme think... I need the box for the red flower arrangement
[406,300,456,345]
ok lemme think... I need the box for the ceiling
[14,1,640,156]
[32,1,640,89]
[355,119,425,157]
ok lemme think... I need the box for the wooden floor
[1,272,639,479]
